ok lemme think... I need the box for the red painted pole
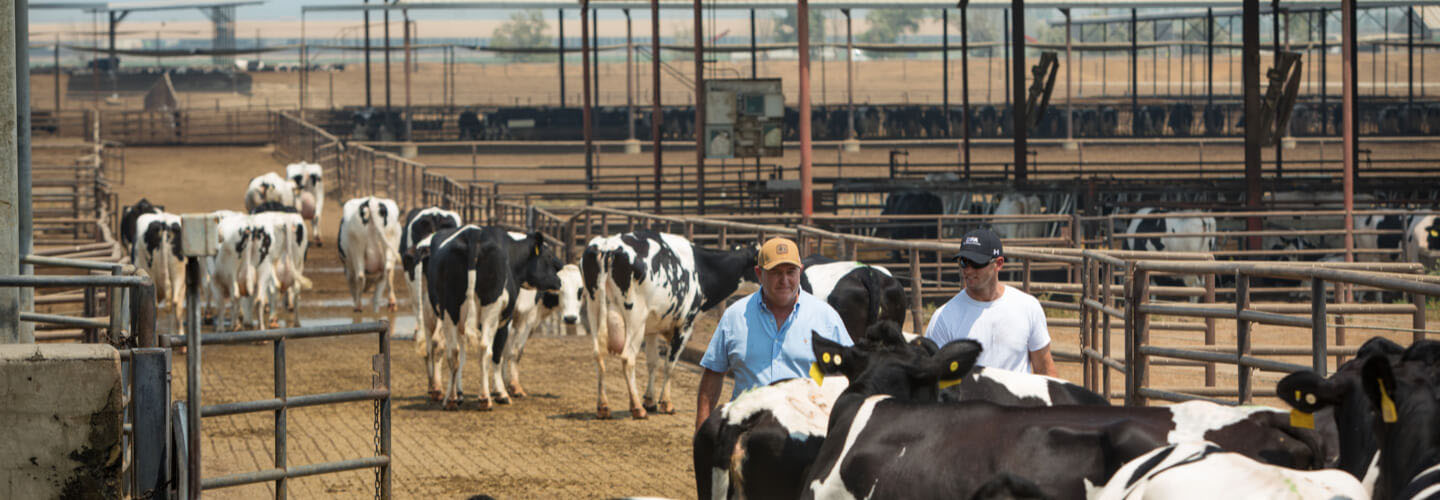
[798,0,813,223]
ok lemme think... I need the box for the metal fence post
[132,348,171,500]
[1204,273,1217,387]
[1312,278,1328,374]
[910,249,924,334]
[132,282,156,348]
[1131,268,1150,407]
[274,337,287,498]
[1236,272,1253,404]
[1103,261,1114,399]
[1079,256,1092,391]
[1413,292,1428,344]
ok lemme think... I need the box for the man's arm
[696,369,726,431]
[1029,345,1058,377]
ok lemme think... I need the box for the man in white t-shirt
[925,228,1057,376]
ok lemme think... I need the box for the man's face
[960,256,1003,291]
[758,263,802,306]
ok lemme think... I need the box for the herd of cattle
[337,100,1440,142]
[696,322,1440,499]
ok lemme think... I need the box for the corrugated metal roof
[34,0,263,12]
[312,0,1440,11]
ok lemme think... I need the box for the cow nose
[563,316,578,325]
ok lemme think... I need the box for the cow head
[811,320,981,404]
[556,264,584,324]
[734,242,762,295]
[514,232,563,292]
[1277,336,1404,479]
[1422,217,1440,258]
[1358,341,1440,499]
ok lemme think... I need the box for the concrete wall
[1,344,123,499]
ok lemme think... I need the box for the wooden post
[1132,268,1150,407]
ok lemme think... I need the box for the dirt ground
[104,143,1431,499]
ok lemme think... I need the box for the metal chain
[374,397,382,500]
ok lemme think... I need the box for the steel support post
[694,0,706,215]
[751,10,758,77]
[132,348,171,500]
[18,0,32,342]
[943,9,950,138]
[1012,2,1027,182]
[384,8,391,111]
[651,0,662,213]
[1343,0,1357,263]
[626,9,635,142]
[1244,0,1263,253]
[847,9,856,140]
[582,1,593,204]
[799,0,814,223]
[1064,8,1073,144]
[0,0,19,342]
[962,7,971,178]
[560,9,566,108]
[1274,2,1283,177]
[364,0,372,107]
[1320,9,1328,133]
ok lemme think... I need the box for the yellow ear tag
[1290,409,1315,429]
[823,352,831,364]
[833,354,842,366]
[1380,383,1398,423]
[809,362,824,386]
[938,376,963,390]
[950,361,960,373]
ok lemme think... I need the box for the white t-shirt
[924,284,1051,373]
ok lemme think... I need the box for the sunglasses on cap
[960,257,994,269]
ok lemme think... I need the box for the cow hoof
[508,387,527,399]
[642,402,657,414]
[352,307,362,313]
[443,400,458,411]
[267,319,280,329]
[495,396,511,405]
[657,401,675,414]
[476,398,493,411]
[596,405,611,420]
[630,407,648,420]
[427,390,442,402]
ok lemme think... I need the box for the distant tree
[859,8,935,59]
[491,10,552,62]
[770,8,828,44]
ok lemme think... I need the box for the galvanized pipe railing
[160,321,392,499]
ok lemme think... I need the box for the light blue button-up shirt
[700,290,852,400]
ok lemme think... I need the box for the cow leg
[642,334,661,413]
[346,265,365,312]
[443,320,464,411]
[655,327,692,415]
[588,288,613,419]
[1183,275,1203,304]
[503,325,527,399]
[622,307,648,419]
[383,264,398,313]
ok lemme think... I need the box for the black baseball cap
[953,228,1003,264]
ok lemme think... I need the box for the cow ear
[1361,355,1400,424]
[811,332,860,385]
[927,339,982,390]
[528,231,545,256]
[1276,370,1344,429]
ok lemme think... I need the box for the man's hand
[695,369,726,432]
[1030,344,1058,378]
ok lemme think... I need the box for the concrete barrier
[0,344,122,499]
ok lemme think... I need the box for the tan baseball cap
[758,237,803,270]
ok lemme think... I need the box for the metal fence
[160,321,394,499]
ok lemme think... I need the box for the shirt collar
[756,290,802,315]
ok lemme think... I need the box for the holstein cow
[693,375,851,500]
[801,328,1327,500]
[1277,336,1410,492]
[337,196,403,312]
[582,230,760,419]
[244,172,298,213]
[206,211,265,331]
[1121,208,1217,300]
[991,192,1047,241]
[1295,340,1440,499]
[134,212,187,335]
[425,225,561,410]
[799,255,907,343]
[497,262,584,399]
[400,207,462,400]
[1085,441,1366,500]
[286,162,325,246]
[250,206,312,327]
[1403,214,1440,270]
[120,198,161,249]
[694,321,1108,500]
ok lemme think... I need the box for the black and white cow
[582,230,760,419]
[337,196,402,312]
[425,225,561,410]
[693,375,851,500]
[133,212,187,335]
[800,255,907,344]
[1085,441,1366,499]
[1277,336,1413,495]
[251,210,311,327]
[801,327,1327,500]
[120,198,161,249]
[205,211,265,331]
[285,161,324,246]
[498,262,585,399]
[400,207,462,400]
[1323,340,1440,499]
[244,172,298,213]
[1120,208,1217,298]
[1403,214,1440,270]
[940,365,1109,407]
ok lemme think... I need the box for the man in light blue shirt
[695,237,852,431]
